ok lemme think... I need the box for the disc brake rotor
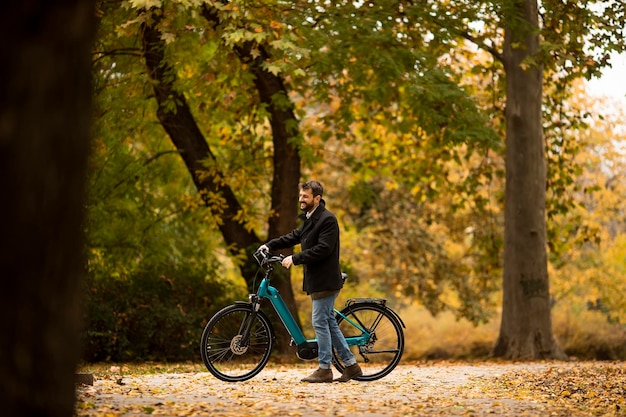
[230,335,249,355]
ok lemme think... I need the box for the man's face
[299,188,320,213]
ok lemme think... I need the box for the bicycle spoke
[334,303,404,381]
[200,304,273,382]
[361,348,401,354]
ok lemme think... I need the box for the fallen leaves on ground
[473,362,626,416]
[75,361,625,416]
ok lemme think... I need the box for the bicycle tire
[200,303,274,382]
[333,302,404,381]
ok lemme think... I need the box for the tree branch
[430,16,504,64]
[92,48,142,64]
[140,7,260,266]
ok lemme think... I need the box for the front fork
[238,294,262,347]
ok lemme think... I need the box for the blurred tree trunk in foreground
[0,1,95,416]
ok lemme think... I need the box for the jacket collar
[298,199,326,222]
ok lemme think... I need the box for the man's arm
[265,228,302,251]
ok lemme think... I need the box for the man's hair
[300,180,324,197]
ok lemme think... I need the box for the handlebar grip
[269,254,285,263]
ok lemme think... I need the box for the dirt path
[76,362,623,416]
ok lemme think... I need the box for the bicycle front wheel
[200,303,274,382]
[333,302,404,381]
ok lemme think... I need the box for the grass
[397,301,626,361]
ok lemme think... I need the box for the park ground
[75,360,625,416]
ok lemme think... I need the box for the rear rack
[345,298,387,306]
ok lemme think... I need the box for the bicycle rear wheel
[333,302,404,381]
[200,303,274,382]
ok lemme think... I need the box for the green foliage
[92,0,503,329]
[548,103,626,325]
[83,262,239,362]
[540,0,626,81]
[83,100,247,361]
[336,176,502,325]
[85,8,249,360]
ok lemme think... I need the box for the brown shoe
[301,368,333,383]
[335,364,363,382]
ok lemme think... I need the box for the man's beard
[300,201,314,213]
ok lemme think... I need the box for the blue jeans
[311,292,357,369]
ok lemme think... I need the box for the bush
[553,306,626,360]
[82,264,244,362]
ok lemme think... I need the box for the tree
[491,0,625,359]
[412,0,625,359]
[493,0,566,359]
[0,1,95,416]
[90,0,626,362]
[90,0,307,353]
[94,0,503,328]
[137,4,303,349]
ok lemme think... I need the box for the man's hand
[258,244,269,253]
[281,255,293,269]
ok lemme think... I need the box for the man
[259,180,362,383]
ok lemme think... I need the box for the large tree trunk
[200,5,302,326]
[0,1,95,416]
[141,10,261,275]
[142,8,302,351]
[494,0,566,360]
[245,46,302,353]
[223,15,303,338]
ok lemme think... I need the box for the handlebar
[253,249,285,267]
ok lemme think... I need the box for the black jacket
[265,200,343,294]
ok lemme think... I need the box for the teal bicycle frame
[200,249,405,382]
[256,276,370,349]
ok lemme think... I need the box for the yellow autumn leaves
[76,361,625,416]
